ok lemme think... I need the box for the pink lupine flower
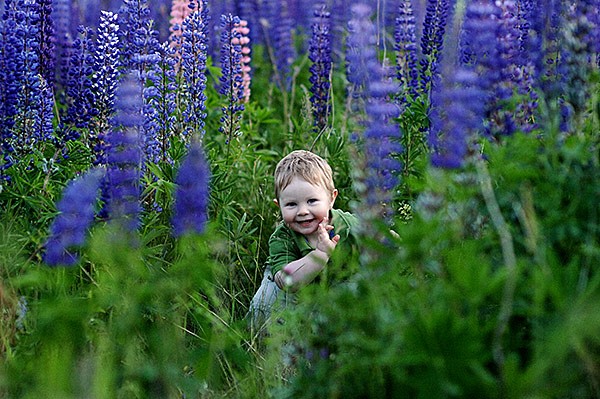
[235,19,252,103]
[169,0,194,38]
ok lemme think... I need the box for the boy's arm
[274,248,329,291]
[274,219,339,292]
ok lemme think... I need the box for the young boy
[247,150,358,331]
[268,150,358,292]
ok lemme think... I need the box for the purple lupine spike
[536,1,566,100]
[394,0,419,104]
[117,0,161,79]
[330,0,350,64]
[78,0,101,30]
[12,0,54,153]
[419,0,452,96]
[346,3,378,104]
[52,0,74,94]
[218,13,245,143]
[90,10,121,166]
[308,4,333,132]
[117,0,162,172]
[105,72,143,232]
[38,0,55,91]
[144,41,178,165]
[428,68,486,168]
[179,0,210,140]
[59,25,97,143]
[0,0,21,180]
[205,0,226,59]
[287,0,312,36]
[484,0,536,136]
[148,0,171,42]
[362,76,403,218]
[348,3,402,219]
[172,140,211,237]
[273,2,296,90]
[38,75,55,145]
[429,0,499,165]
[560,0,597,115]
[486,0,519,137]
[262,0,295,91]
[237,0,260,45]
[43,168,105,267]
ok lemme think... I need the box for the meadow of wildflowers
[1,0,599,397]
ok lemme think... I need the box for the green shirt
[267,209,360,284]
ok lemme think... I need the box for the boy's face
[275,177,337,237]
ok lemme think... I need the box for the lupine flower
[496,1,536,134]
[428,0,501,168]
[77,0,102,30]
[419,0,452,96]
[169,0,194,38]
[118,0,161,78]
[169,0,203,55]
[459,0,537,138]
[262,0,295,91]
[59,25,97,143]
[498,0,538,134]
[205,0,225,58]
[144,41,178,165]
[235,19,252,103]
[329,0,350,63]
[428,68,486,168]
[348,3,402,220]
[286,0,312,35]
[560,1,597,114]
[527,1,565,102]
[475,0,515,138]
[117,0,162,172]
[346,3,378,105]
[179,0,209,140]
[308,4,332,132]
[43,168,104,266]
[90,10,121,166]
[394,0,419,104]
[218,13,245,143]
[0,1,20,125]
[104,73,143,232]
[37,0,55,90]
[237,0,259,46]
[38,76,55,145]
[172,140,211,236]
[52,0,74,94]
[12,0,54,153]
[0,1,21,180]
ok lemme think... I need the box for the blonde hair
[274,150,335,200]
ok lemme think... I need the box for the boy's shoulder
[330,208,359,240]
[331,208,358,228]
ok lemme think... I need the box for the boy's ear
[273,198,279,207]
[331,189,338,205]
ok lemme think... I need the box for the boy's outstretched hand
[315,217,339,257]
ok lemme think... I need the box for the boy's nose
[297,204,309,215]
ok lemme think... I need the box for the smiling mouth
[297,219,314,227]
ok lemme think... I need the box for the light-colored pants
[247,268,291,333]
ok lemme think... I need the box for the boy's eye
[285,202,296,207]
[308,199,318,204]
